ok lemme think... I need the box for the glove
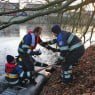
[45,67,56,73]
[42,63,48,67]
[46,46,57,52]
[56,57,65,65]
[22,78,30,85]
[40,42,48,47]
[34,50,42,55]
[34,61,48,67]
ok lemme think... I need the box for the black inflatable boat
[0,72,51,95]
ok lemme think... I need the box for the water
[0,25,95,78]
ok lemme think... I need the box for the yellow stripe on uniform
[6,74,18,78]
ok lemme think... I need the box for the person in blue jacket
[17,26,49,84]
[44,24,85,84]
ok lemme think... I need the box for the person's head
[28,29,32,34]
[6,55,15,63]
[33,26,42,36]
[51,24,61,36]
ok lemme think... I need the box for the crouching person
[17,26,49,85]
[16,55,49,85]
[16,56,37,85]
[5,55,25,87]
[43,25,85,84]
[5,55,33,86]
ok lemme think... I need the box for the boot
[61,70,73,84]
[62,75,73,84]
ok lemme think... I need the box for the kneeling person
[5,55,24,86]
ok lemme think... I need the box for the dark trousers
[17,55,37,85]
[18,55,35,72]
[61,46,85,83]
[64,45,85,70]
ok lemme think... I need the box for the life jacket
[5,63,17,73]
[5,63,19,85]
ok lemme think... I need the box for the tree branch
[0,0,75,30]
[0,0,65,16]
[62,0,95,12]
[0,0,95,30]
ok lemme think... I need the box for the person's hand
[42,42,48,45]
[55,57,65,65]
[46,46,57,52]
[51,48,57,52]
[42,63,48,67]
[35,50,42,55]
[45,66,56,73]
[55,60,62,65]
[22,78,30,85]
[46,46,51,50]
[40,42,48,47]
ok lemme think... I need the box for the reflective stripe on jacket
[5,63,22,85]
[18,33,41,55]
[6,73,18,78]
[57,31,83,51]
[8,79,19,85]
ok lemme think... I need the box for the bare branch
[0,0,66,16]
[0,0,76,30]
[63,0,95,12]
[0,0,95,30]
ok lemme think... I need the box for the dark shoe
[62,76,73,84]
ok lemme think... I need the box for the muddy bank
[41,46,95,95]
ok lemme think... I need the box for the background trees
[0,0,95,44]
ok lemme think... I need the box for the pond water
[0,25,95,78]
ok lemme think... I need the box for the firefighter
[5,55,24,86]
[44,24,85,84]
[18,26,48,84]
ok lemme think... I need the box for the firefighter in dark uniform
[18,26,48,84]
[44,25,85,84]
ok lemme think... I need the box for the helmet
[51,24,61,34]
[6,55,14,63]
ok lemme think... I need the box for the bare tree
[0,0,95,44]
[0,0,94,29]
